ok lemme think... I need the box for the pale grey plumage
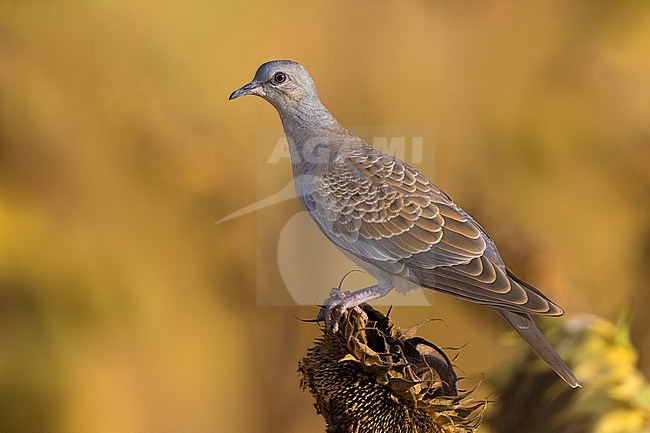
[230,60,580,388]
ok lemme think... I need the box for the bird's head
[229,60,319,110]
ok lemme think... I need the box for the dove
[230,60,580,388]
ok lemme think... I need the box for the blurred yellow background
[0,1,648,431]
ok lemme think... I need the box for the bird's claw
[317,288,368,332]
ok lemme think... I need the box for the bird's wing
[304,144,561,315]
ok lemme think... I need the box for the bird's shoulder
[311,141,452,209]
[304,142,487,264]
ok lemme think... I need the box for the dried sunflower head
[298,305,485,433]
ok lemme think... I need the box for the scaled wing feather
[303,142,562,316]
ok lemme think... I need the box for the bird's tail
[498,309,581,388]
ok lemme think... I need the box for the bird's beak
[229,81,262,100]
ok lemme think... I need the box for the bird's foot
[316,287,368,332]
[317,287,369,332]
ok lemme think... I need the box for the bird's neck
[277,97,338,134]
[276,99,352,175]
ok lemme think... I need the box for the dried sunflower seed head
[298,305,485,433]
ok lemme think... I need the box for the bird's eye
[272,72,287,84]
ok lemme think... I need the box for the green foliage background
[0,1,648,431]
